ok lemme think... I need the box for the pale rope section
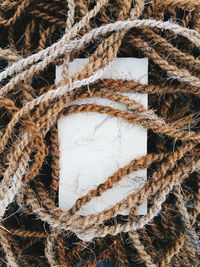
[128,231,157,267]
[61,0,75,79]
[0,133,32,216]
[0,18,200,91]
[0,129,33,198]
[0,48,21,63]
[0,0,109,84]
[45,231,60,267]
[0,146,31,218]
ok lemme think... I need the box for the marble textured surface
[57,58,148,215]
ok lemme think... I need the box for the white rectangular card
[56,58,148,215]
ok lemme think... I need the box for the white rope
[0,19,199,88]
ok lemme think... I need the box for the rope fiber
[0,0,199,266]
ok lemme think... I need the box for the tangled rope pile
[0,0,199,266]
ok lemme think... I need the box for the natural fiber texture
[0,0,199,266]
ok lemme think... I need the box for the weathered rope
[0,0,199,266]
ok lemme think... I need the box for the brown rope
[0,1,199,266]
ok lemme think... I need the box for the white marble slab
[57,58,148,215]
